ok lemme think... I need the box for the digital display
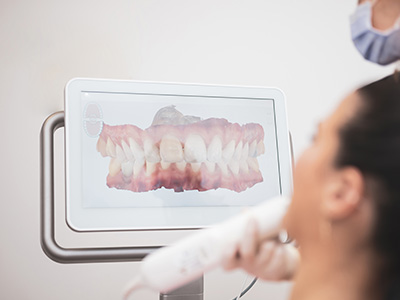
[81,93,281,211]
[65,80,291,231]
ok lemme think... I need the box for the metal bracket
[40,111,159,263]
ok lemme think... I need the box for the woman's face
[283,93,359,243]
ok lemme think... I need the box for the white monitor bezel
[65,78,292,232]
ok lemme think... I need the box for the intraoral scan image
[96,106,266,193]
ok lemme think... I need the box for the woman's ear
[321,167,365,220]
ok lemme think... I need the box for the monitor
[65,78,292,232]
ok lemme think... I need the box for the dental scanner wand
[123,195,290,299]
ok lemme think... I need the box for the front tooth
[247,158,260,172]
[184,134,207,163]
[176,161,187,171]
[129,138,145,161]
[144,138,161,163]
[240,160,249,173]
[146,161,157,176]
[191,163,201,172]
[241,142,249,160]
[222,140,235,162]
[256,141,265,156]
[121,140,134,161]
[207,136,222,162]
[133,159,145,177]
[160,135,183,163]
[96,138,107,157]
[160,161,171,170]
[249,140,257,157]
[229,161,240,175]
[116,144,127,162]
[109,158,121,176]
[217,161,229,176]
[106,137,116,157]
[121,161,133,177]
[233,141,243,161]
[205,161,216,172]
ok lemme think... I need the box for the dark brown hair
[335,74,400,299]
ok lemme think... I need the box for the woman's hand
[221,218,299,281]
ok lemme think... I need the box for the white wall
[0,0,393,299]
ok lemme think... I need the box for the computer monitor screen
[65,79,292,231]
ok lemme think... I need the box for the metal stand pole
[160,276,203,300]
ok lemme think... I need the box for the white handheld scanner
[124,195,290,298]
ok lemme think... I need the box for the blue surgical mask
[350,1,400,65]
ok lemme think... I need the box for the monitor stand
[160,276,203,300]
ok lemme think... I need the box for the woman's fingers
[256,241,275,267]
[259,244,285,280]
[221,218,300,281]
[281,244,301,279]
[239,218,259,265]
[221,242,240,271]
[221,217,260,271]
[257,243,300,281]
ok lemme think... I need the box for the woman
[223,74,400,300]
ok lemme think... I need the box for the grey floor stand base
[160,276,203,300]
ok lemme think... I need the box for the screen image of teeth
[81,93,280,208]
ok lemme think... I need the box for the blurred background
[0,0,393,299]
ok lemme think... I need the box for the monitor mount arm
[40,111,160,264]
